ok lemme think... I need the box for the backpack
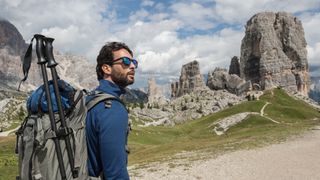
[15,80,124,180]
[15,34,128,180]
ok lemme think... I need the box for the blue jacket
[86,80,129,179]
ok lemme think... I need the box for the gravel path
[0,126,19,137]
[129,129,320,180]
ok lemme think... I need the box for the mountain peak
[0,19,27,56]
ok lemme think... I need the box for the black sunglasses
[113,57,138,69]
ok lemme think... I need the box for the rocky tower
[148,78,160,103]
[229,56,240,76]
[240,12,310,96]
[171,60,205,97]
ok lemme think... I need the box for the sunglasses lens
[132,59,138,68]
[122,57,131,66]
[114,57,138,68]
[122,57,138,68]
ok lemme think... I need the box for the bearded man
[86,42,137,180]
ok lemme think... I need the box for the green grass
[1,88,320,179]
[0,136,18,180]
[128,89,320,165]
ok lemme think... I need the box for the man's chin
[127,79,134,85]
[127,75,135,84]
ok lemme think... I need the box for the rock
[0,20,98,91]
[147,78,167,105]
[17,51,98,91]
[240,12,310,96]
[122,88,148,104]
[206,68,250,95]
[131,86,243,126]
[209,112,259,135]
[229,56,240,76]
[171,60,205,98]
[0,19,27,56]
[0,90,27,130]
[236,81,252,95]
[0,49,25,89]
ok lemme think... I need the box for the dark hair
[96,42,133,80]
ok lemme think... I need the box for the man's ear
[102,64,112,75]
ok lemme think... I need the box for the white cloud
[129,9,150,22]
[213,0,320,24]
[0,0,110,60]
[298,11,320,66]
[170,2,216,30]
[141,0,155,7]
[185,28,244,73]
[307,43,320,65]
[0,0,319,87]
[299,12,320,46]
[112,19,182,51]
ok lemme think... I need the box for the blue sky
[0,0,320,88]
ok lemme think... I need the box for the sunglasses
[113,57,138,69]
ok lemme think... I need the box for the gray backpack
[15,90,122,180]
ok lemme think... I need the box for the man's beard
[111,70,134,87]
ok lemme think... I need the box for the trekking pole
[34,34,67,180]
[44,37,79,178]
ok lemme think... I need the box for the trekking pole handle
[34,34,47,64]
[44,37,58,68]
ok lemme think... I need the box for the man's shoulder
[88,99,126,114]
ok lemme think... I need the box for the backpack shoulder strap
[86,92,127,111]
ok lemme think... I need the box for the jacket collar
[96,79,126,98]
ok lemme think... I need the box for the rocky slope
[131,87,243,126]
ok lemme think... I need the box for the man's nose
[129,61,136,69]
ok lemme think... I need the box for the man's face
[110,48,136,87]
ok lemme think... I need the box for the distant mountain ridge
[0,19,98,91]
[0,19,27,56]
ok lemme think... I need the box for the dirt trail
[0,126,19,137]
[129,129,320,180]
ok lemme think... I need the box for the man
[86,42,137,179]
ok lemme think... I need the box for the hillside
[128,88,320,165]
[1,88,319,179]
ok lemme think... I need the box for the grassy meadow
[128,89,320,165]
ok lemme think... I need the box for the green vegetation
[0,136,18,180]
[0,88,319,179]
[128,89,320,165]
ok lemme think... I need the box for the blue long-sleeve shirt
[86,80,129,179]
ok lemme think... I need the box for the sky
[0,0,320,88]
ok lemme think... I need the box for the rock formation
[147,78,167,105]
[229,56,240,76]
[240,12,310,96]
[122,88,148,104]
[3,50,98,91]
[0,20,27,56]
[206,68,251,95]
[171,60,205,98]
[0,19,98,91]
[131,87,243,126]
